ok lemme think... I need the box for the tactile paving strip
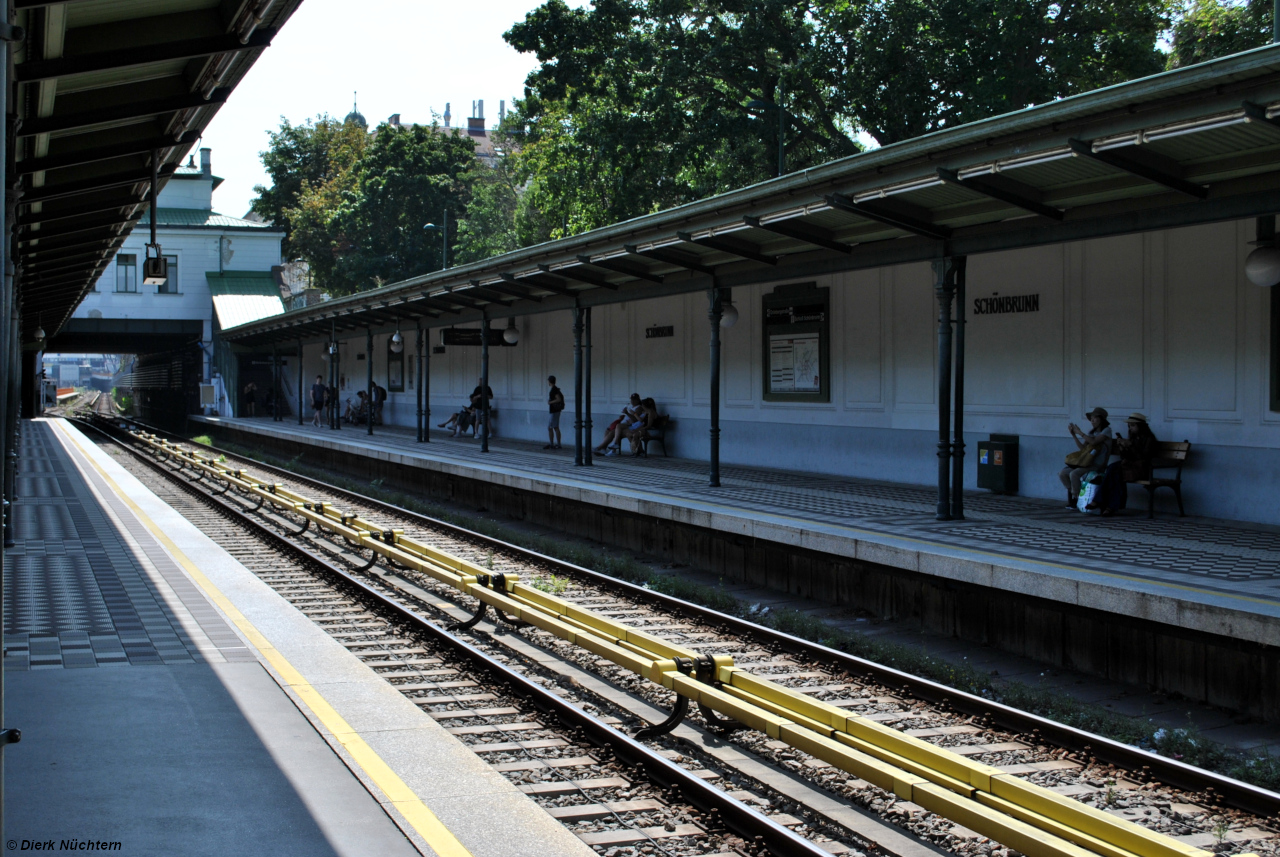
[4,423,253,670]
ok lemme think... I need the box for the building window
[115,254,137,293]
[157,255,179,294]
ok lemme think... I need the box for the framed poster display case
[762,282,830,403]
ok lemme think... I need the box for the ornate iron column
[480,315,490,453]
[933,257,955,521]
[583,307,592,466]
[572,306,583,465]
[423,325,430,443]
[708,286,722,488]
[366,327,373,436]
[297,337,304,426]
[950,256,968,520]
[271,345,279,421]
[415,325,424,442]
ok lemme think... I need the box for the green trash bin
[977,434,1019,494]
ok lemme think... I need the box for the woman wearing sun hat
[1086,413,1159,516]
[1059,407,1113,508]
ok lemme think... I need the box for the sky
[199,0,558,217]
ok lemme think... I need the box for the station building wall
[289,218,1279,525]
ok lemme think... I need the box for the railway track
[86,416,1280,857]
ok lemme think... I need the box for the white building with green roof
[72,148,286,399]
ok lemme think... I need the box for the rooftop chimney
[388,113,401,127]
[200,147,212,178]
[499,100,506,125]
[477,99,484,120]
[444,102,451,128]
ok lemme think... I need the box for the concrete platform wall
[278,218,1280,524]
[203,421,1280,722]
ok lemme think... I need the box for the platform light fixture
[502,317,519,345]
[1245,245,1280,286]
[390,328,404,353]
[33,312,45,344]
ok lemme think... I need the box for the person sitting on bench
[594,393,644,456]
[1059,407,1112,508]
[1087,413,1158,516]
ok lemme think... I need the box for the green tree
[279,117,369,294]
[1167,0,1271,68]
[454,127,551,265]
[251,115,361,259]
[332,122,477,292]
[819,0,1171,145]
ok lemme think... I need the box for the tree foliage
[1167,0,1271,68]
[253,117,476,295]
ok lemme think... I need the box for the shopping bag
[1077,472,1100,513]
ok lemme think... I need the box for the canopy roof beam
[17,89,230,138]
[1067,139,1207,199]
[936,168,1064,221]
[626,243,715,275]
[15,30,276,83]
[475,279,542,302]
[677,230,777,265]
[743,215,854,254]
[578,254,663,283]
[18,130,201,175]
[826,193,952,240]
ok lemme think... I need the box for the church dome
[344,92,367,129]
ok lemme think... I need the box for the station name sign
[974,294,1039,315]
[441,328,516,347]
[645,325,674,339]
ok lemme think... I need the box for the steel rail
[113,416,1280,819]
[104,420,1270,857]
[78,417,831,857]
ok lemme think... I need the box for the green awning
[208,271,285,329]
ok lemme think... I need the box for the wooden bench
[640,414,673,457]
[1126,440,1190,518]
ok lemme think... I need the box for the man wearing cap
[1060,407,1113,509]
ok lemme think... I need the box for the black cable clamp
[1,728,21,746]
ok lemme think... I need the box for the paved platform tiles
[193,416,1280,648]
[4,418,594,857]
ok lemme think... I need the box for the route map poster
[761,283,830,403]
[769,334,821,393]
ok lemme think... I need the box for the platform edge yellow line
[54,420,473,857]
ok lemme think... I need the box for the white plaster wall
[331,218,1280,525]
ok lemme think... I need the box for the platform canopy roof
[226,44,1280,347]
[14,0,304,346]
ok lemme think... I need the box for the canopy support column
[297,338,304,426]
[950,256,968,520]
[366,327,373,437]
[480,314,490,453]
[573,306,584,465]
[271,345,279,422]
[934,258,955,520]
[584,307,593,467]
[415,325,424,442]
[430,322,435,442]
[708,285,722,488]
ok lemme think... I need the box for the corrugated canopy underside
[14,0,305,345]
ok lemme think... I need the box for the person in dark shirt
[310,375,326,427]
[544,375,564,449]
[1087,413,1158,516]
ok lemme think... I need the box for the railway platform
[189,415,1280,719]
[3,418,594,857]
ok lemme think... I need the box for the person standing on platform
[311,375,326,427]
[545,375,564,449]
[243,381,257,417]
